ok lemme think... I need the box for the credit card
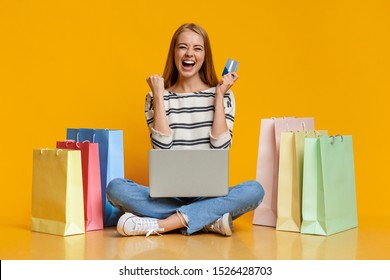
[222,58,239,76]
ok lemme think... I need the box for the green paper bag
[301,135,358,236]
[276,130,327,232]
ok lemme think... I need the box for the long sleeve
[145,92,173,149]
[210,90,235,149]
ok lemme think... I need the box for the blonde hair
[162,23,219,89]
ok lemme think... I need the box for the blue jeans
[106,178,264,235]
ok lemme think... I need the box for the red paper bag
[56,140,103,231]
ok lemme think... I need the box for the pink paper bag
[252,117,314,227]
[56,140,103,231]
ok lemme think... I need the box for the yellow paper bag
[276,130,327,232]
[31,148,85,236]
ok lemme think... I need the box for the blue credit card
[222,58,239,76]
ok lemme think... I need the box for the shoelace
[146,229,164,237]
[132,217,164,237]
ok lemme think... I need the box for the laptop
[148,149,229,198]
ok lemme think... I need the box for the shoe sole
[222,213,233,236]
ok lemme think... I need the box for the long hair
[162,23,219,89]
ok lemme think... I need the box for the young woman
[107,23,264,237]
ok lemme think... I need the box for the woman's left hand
[216,72,239,96]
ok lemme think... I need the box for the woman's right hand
[216,72,238,97]
[146,74,165,97]
[146,74,171,136]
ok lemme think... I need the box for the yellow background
[1,0,389,225]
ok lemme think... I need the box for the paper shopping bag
[301,135,358,236]
[67,128,124,227]
[252,117,314,227]
[31,148,85,236]
[276,130,327,232]
[56,140,103,231]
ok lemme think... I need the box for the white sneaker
[203,213,233,236]
[117,213,164,237]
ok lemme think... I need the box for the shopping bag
[31,148,85,236]
[276,130,327,232]
[56,140,103,231]
[301,135,358,235]
[252,117,314,227]
[67,128,124,227]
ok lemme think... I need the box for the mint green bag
[301,135,358,236]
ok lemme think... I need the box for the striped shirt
[144,87,235,149]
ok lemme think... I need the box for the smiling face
[162,23,219,89]
[174,30,205,80]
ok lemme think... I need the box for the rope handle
[330,134,344,145]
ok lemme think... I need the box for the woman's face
[174,30,205,80]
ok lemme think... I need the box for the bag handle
[284,120,307,132]
[304,129,323,137]
[78,130,96,143]
[90,129,97,143]
[301,122,306,131]
[40,149,63,156]
[62,140,75,148]
[330,134,344,145]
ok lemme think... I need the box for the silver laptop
[148,149,229,198]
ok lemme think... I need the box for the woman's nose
[185,48,194,56]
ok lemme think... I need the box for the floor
[1,212,390,260]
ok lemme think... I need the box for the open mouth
[182,60,195,70]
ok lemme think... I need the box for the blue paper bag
[67,128,124,227]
